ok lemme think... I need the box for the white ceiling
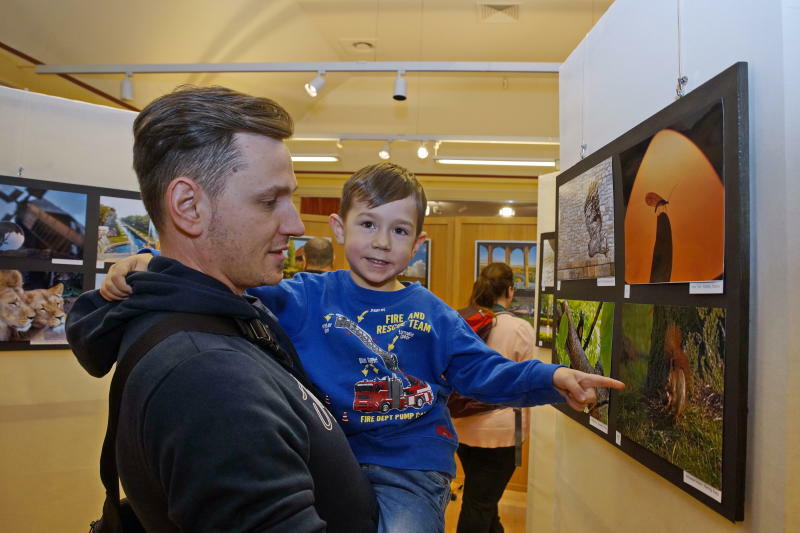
[0,0,613,176]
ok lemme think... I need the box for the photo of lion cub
[23,284,67,334]
[0,270,35,341]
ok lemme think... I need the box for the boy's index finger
[582,374,625,390]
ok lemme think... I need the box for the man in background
[302,236,335,273]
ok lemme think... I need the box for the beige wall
[0,350,110,530]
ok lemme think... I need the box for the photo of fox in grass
[618,303,725,489]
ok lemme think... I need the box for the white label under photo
[52,258,83,265]
[557,280,561,291]
[689,280,724,294]
[615,431,622,446]
[596,276,615,287]
[683,471,723,502]
[589,416,609,434]
[624,284,630,298]
[538,340,543,346]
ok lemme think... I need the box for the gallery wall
[529,0,799,532]
[0,87,138,531]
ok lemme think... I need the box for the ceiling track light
[416,142,430,159]
[291,134,558,146]
[120,72,133,101]
[37,61,561,75]
[433,157,557,168]
[378,141,392,160]
[304,70,326,97]
[393,70,407,101]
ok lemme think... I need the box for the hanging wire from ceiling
[675,0,688,98]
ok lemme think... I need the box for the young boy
[101,162,623,533]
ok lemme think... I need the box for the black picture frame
[536,232,556,349]
[551,62,748,521]
[0,175,148,350]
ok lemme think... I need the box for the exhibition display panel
[545,63,748,520]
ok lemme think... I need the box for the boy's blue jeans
[361,464,452,533]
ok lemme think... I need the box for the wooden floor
[444,482,527,533]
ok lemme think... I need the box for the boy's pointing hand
[552,367,625,412]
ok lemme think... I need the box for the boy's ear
[411,231,428,256]
[166,176,208,238]
[329,213,346,245]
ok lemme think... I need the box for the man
[67,86,377,532]
[302,237,334,273]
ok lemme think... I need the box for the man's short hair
[338,162,427,236]
[304,237,334,269]
[132,86,294,230]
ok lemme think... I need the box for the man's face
[334,195,425,292]
[207,133,304,293]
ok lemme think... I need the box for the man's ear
[329,213,346,245]
[411,231,428,256]
[165,177,208,238]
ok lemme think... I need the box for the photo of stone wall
[557,158,615,280]
[541,235,555,289]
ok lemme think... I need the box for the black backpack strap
[98,312,292,532]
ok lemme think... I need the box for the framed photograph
[398,238,430,288]
[0,268,85,348]
[556,157,615,281]
[540,233,556,290]
[535,232,556,349]
[536,293,554,348]
[553,298,615,428]
[617,303,725,497]
[0,177,87,263]
[475,240,537,325]
[97,195,159,264]
[550,63,748,520]
[621,102,724,284]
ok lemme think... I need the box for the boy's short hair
[339,162,427,236]
[133,85,293,231]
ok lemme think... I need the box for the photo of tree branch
[554,298,614,424]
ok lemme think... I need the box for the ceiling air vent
[477,1,521,23]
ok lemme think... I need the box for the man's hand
[552,367,625,412]
[100,253,155,301]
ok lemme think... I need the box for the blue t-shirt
[249,270,563,476]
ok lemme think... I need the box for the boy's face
[330,195,426,292]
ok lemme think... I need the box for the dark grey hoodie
[68,256,377,533]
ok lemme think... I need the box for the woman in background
[454,262,536,533]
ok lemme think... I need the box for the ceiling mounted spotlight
[120,72,134,101]
[393,71,407,101]
[416,142,429,159]
[498,206,516,218]
[304,71,326,97]
[378,141,391,160]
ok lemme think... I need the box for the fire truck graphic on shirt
[329,313,434,413]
